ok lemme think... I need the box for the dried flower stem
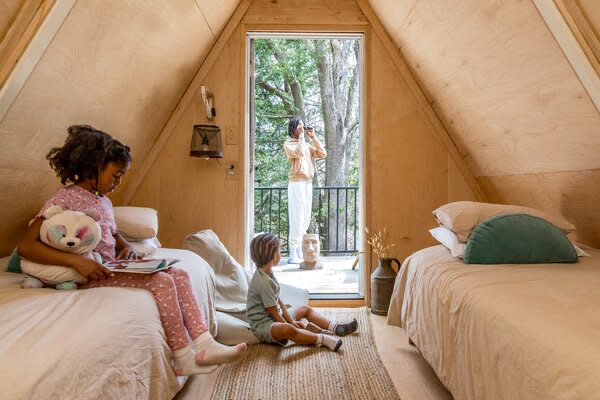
[365,227,396,259]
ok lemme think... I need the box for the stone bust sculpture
[300,233,323,270]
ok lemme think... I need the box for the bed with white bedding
[387,245,600,400]
[0,247,217,400]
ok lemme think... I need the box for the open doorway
[246,33,364,299]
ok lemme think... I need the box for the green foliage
[254,38,322,187]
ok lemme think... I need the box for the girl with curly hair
[18,125,246,376]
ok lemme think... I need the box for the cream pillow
[433,201,576,242]
[113,206,158,240]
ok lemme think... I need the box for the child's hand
[116,244,142,260]
[291,321,304,329]
[71,256,113,281]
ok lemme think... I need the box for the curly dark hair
[287,116,303,138]
[250,233,280,268]
[46,125,132,185]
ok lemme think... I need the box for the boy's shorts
[251,306,295,346]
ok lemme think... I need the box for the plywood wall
[369,0,600,247]
[129,0,480,267]
[0,0,240,256]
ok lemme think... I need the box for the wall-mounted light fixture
[190,124,223,160]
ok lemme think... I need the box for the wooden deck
[272,255,360,294]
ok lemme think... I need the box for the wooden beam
[533,0,600,112]
[560,0,600,67]
[354,0,487,202]
[0,0,75,122]
[0,0,50,88]
[122,0,254,204]
[0,1,43,60]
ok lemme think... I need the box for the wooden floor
[371,313,453,400]
[273,255,360,294]
[177,311,453,400]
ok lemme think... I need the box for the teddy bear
[20,205,102,290]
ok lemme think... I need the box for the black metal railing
[254,186,359,256]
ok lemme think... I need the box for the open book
[104,258,180,274]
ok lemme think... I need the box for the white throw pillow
[127,237,161,257]
[429,226,465,258]
[573,243,590,257]
[113,207,158,240]
[433,201,576,242]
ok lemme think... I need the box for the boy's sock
[299,319,325,334]
[316,333,342,352]
[193,331,247,366]
[172,345,219,376]
[328,318,358,336]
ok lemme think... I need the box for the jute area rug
[209,307,400,400]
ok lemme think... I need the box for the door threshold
[310,293,363,300]
[309,293,365,308]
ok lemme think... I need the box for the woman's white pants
[288,180,312,249]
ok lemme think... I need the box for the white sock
[317,333,342,351]
[172,345,219,376]
[193,331,247,366]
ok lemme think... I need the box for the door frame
[244,31,366,298]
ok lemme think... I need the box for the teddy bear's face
[39,209,101,254]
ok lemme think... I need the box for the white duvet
[0,248,216,400]
[388,245,600,400]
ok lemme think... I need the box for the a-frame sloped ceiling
[2,0,600,255]
[370,0,600,247]
[0,0,240,255]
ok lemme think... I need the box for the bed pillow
[429,226,465,258]
[430,226,586,259]
[573,243,590,257]
[463,214,577,264]
[433,201,575,242]
[127,237,161,257]
[113,206,158,240]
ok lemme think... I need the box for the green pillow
[464,214,577,264]
[7,248,22,273]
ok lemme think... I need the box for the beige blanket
[0,248,216,400]
[388,245,600,400]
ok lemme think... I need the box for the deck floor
[273,255,360,294]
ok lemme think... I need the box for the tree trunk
[315,40,359,251]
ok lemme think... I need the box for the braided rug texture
[209,307,400,400]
